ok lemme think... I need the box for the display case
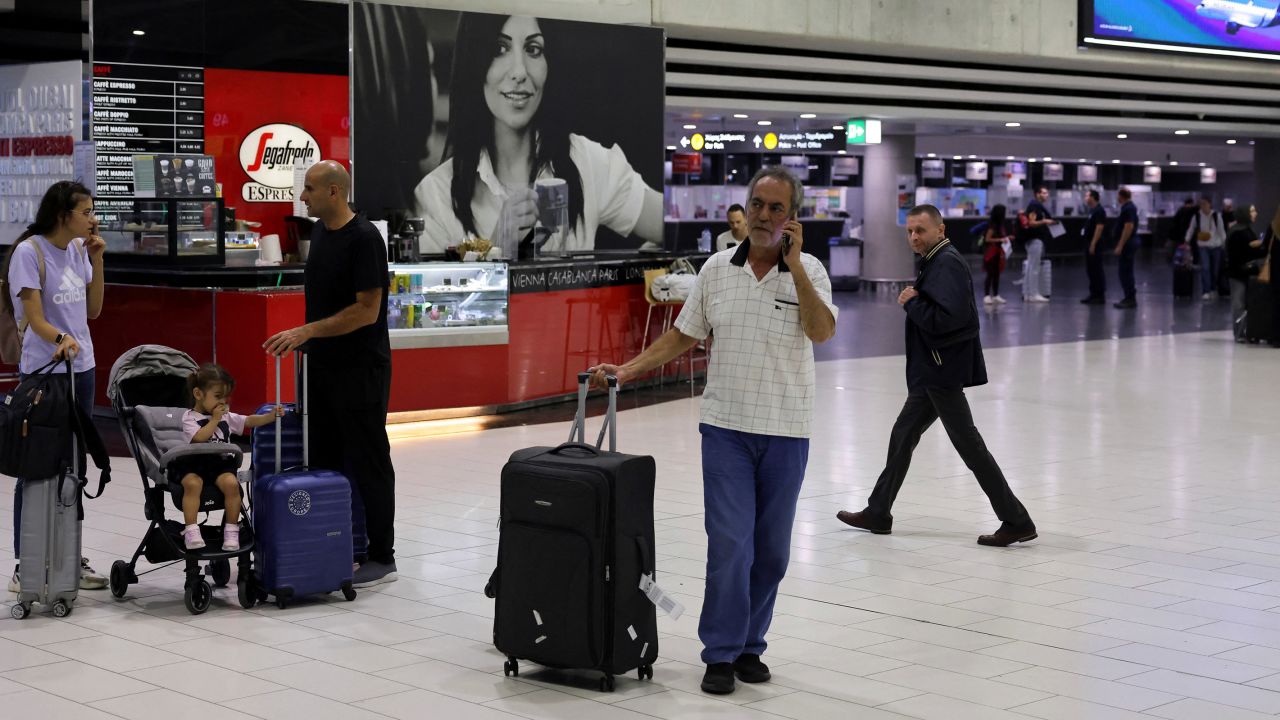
[387,261,509,349]
[98,197,228,266]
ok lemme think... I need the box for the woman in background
[415,13,663,254]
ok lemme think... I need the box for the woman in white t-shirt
[414,13,663,254]
[3,180,107,593]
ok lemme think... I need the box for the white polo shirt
[675,240,838,439]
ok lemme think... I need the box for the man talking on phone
[837,205,1035,546]
[590,167,836,695]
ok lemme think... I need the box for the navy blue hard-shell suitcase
[251,355,356,608]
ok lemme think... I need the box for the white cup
[258,234,283,263]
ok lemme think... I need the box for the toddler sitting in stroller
[181,364,282,551]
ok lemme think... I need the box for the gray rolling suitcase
[12,379,86,619]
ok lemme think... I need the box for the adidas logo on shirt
[52,265,86,305]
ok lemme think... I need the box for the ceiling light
[1143,160,1153,165]
[1170,161,1179,166]
[952,155,962,160]
[1005,122,1021,127]
[926,153,936,158]
[1117,134,1128,139]
[1227,139,1237,145]
[832,125,842,131]
[132,29,145,36]
[968,154,977,159]
[837,150,847,154]
[1078,158,1087,162]
[1028,158,1037,162]
[1250,140,1256,145]
[666,146,677,151]
[1043,157,1053,162]
[1175,129,1190,135]
[682,124,696,130]
[757,120,771,126]
[1199,162,1207,167]
[1006,155,1015,160]
[1112,159,1121,163]
[800,113,817,119]
[733,114,749,119]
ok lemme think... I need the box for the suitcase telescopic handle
[272,351,309,475]
[567,371,617,452]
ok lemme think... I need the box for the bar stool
[642,269,709,395]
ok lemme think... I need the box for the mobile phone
[781,212,797,254]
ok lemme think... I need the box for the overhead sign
[846,118,883,145]
[1077,164,1098,182]
[671,152,701,174]
[1042,162,1065,181]
[965,161,989,181]
[1143,165,1163,183]
[921,159,946,180]
[832,156,859,178]
[679,129,845,153]
[1201,167,1217,184]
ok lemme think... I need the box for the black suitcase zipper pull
[605,565,611,583]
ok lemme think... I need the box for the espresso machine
[391,216,424,263]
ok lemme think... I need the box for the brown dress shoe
[836,510,892,535]
[977,523,1038,547]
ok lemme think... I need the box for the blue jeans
[1118,241,1138,300]
[698,423,809,664]
[1200,246,1224,294]
[12,368,95,558]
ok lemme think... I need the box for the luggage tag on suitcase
[639,573,685,621]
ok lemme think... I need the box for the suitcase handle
[272,351,309,475]
[567,372,617,451]
[548,442,602,457]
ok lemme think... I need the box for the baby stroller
[106,344,259,614]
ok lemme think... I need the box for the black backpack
[0,358,110,498]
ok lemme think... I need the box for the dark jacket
[1226,224,1266,281]
[903,239,987,391]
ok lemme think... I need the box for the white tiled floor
[4,329,1280,719]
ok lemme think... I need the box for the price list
[92,62,204,209]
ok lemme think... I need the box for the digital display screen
[1080,0,1280,61]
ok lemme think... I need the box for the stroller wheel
[11,603,30,620]
[109,561,130,599]
[237,577,257,609]
[209,559,231,588]
[184,580,213,615]
[341,581,356,602]
[52,600,72,618]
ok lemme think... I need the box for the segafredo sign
[238,123,318,202]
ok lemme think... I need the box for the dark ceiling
[0,0,85,65]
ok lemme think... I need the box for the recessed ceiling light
[1170,161,1179,166]
[733,114,749,119]
[1078,158,1087,162]
[968,154,977,159]
[1199,162,1207,167]
[1006,155,1015,160]
[832,125,842,131]
[1227,139,1237,145]
[666,146,677,151]
[926,153,936,158]
[1112,159,1121,163]
[1117,134,1128,139]
[952,155,962,160]
[800,113,817,119]
[1175,129,1190,135]
[1005,122,1021,128]
[132,29,146,36]
[1028,158,1037,162]
[757,120,771,126]
[1250,140,1256,145]
[1043,157,1053,162]
[837,150,847,154]
[682,124,696,130]
[1143,160,1153,165]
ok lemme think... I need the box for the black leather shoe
[701,663,736,694]
[1113,298,1137,309]
[978,523,1038,547]
[733,653,771,683]
[1080,296,1105,305]
[836,510,892,534]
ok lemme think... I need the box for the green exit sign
[846,119,882,145]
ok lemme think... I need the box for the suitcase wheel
[10,603,30,620]
[341,581,357,602]
[109,561,131,599]
[503,658,519,677]
[599,674,615,692]
[638,664,653,681]
[275,597,288,610]
[237,576,258,609]
[184,579,212,615]
[52,600,72,618]
[209,559,231,588]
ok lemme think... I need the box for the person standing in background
[1080,190,1107,305]
[981,204,1010,305]
[1022,186,1056,303]
[716,203,749,252]
[1186,197,1226,301]
[1113,188,1140,310]
[1225,204,1264,342]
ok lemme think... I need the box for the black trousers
[308,362,396,564]
[1085,248,1107,299]
[866,386,1031,527]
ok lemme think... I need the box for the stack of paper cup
[258,234,283,264]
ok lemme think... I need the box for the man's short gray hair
[746,166,804,217]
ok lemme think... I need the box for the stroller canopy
[107,344,199,406]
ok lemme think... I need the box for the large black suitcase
[488,373,658,692]
[1245,278,1274,343]
[1173,265,1195,298]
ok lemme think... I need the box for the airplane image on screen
[1195,0,1280,35]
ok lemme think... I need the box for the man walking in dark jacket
[836,204,1036,546]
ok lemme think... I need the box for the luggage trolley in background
[487,372,659,692]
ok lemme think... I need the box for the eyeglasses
[76,209,97,218]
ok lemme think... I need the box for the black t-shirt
[1025,200,1052,242]
[1084,206,1106,245]
[1117,201,1139,250]
[304,213,391,368]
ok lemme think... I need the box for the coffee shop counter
[77,254,704,418]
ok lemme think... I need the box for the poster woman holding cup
[414,13,663,255]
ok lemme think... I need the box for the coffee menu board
[92,62,206,218]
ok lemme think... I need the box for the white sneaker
[994,296,1007,304]
[983,295,995,305]
[1202,292,1213,301]
[1027,294,1050,303]
[8,566,19,593]
[80,558,107,590]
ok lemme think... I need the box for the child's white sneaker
[222,525,240,552]
[183,525,205,550]
[983,295,995,305]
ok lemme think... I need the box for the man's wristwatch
[53,333,65,345]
